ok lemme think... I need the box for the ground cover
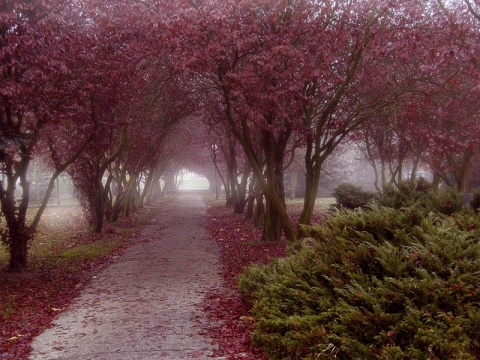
[237,205,480,359]
[0,203,161,359]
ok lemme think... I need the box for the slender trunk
[122,177,138,217]
[290,168,298,199]
[225,158,237,206]
[410,157,421,182]
[138,170,154,208]
[381,158,387,189]
[432,171,441,189]
[89,179,105,233]
[56,177,60,205]
[245,193,255,220]
[299,162,321,226]
[253,192,265,228]
[245,178,255,219]
[299,135,326,226]
[145,167,162,205]
[103,174,114,221]
[233,169,250,214]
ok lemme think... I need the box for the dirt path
[29,191,224,360]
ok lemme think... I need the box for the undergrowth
[238,204,480,359]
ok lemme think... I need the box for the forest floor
[1,191,332,359]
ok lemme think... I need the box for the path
[29,191,224,360]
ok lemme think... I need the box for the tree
[295,0,422,225]
[175,0,325,242]
[0,0,99,272]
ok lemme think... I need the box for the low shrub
[332,183,375,210]
[238,205,480,359]
[376,181,463,215]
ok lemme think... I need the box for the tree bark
[0,156,32,272]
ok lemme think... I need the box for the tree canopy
[1,0,479,271]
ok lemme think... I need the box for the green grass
[0,201,161,271]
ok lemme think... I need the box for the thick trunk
[450,151,475,192]
[262,196,283,241]
[8,231,30,273]
[5,219,32,273]
[1,157,33,272]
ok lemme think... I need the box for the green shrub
[376,181,463,215]
[376,182,418,209]
[238,205,480,359]
[429,186,464,215]
[332,183,375,210]
[414,177,433,193]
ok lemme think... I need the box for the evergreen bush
[376,181,463,215]
[332,183,375,210]
[238,205,480,359]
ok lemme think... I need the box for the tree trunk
[260,130,296,241]
[253,192,265,228]
[1,156,32,272]
[89,180,105,233]
[299,162,321,226]
[233,169,250,214]
[299,137,322,225]
[262,196,283,241]
[138,170,154,208]
[8,229,30,273]
[449,150,475,192]
[290,167,298,199]
[245,193,255,220]
[145,167,162,205]
[410,157,421,182]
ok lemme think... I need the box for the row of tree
[1,0,479,272]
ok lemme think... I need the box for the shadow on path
[30,191,224,360]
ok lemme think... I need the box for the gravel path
[29,192,224,360]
